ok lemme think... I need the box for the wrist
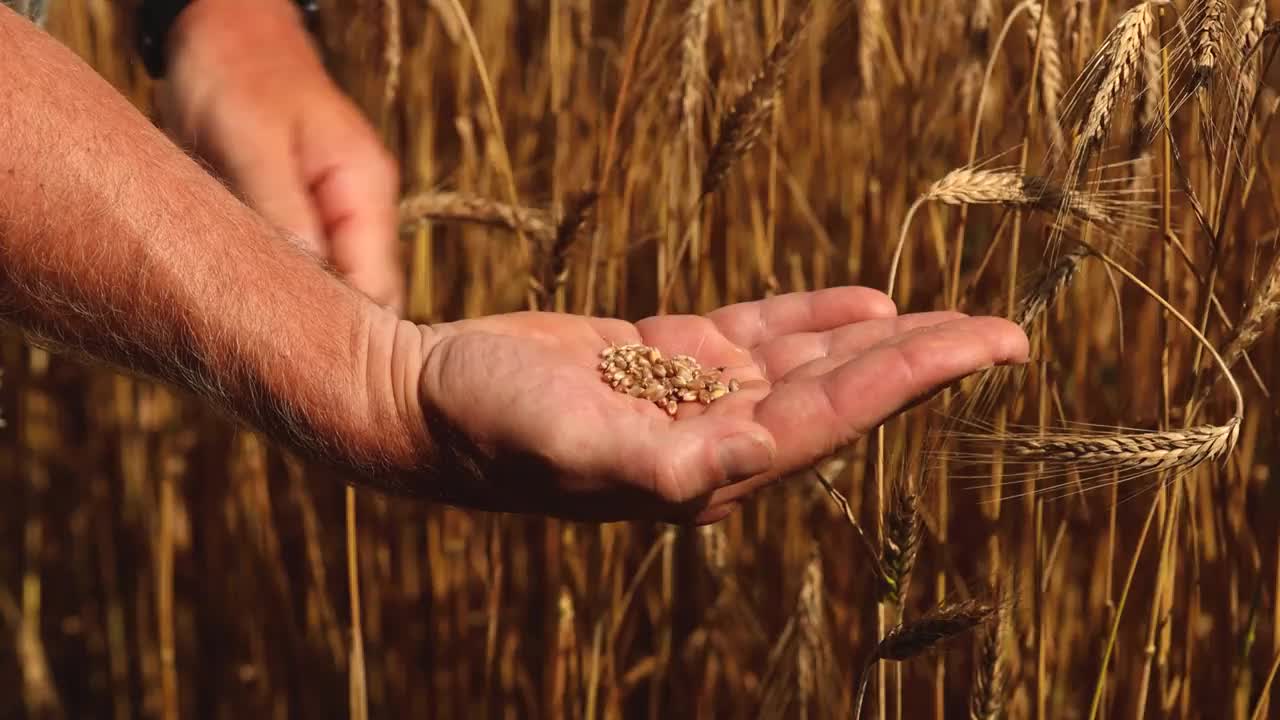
[164,0,319,78]
[353,306,439,478]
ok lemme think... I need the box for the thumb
[601,414,777,506]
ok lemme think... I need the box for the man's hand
[413,288,1030,524]
[160,0,404,312]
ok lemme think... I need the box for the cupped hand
[417,288,1029,524]
[160,0,404,311]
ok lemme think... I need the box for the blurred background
[3,1,1280,718]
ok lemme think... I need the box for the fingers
[218,127,327,257]
[750,311,966,382]
[707,287,897,349]
[576,411,777,508]
[304,126,406,313]
[703,317,1028,507]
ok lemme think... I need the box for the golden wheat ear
[399,191,555,242]
[939,242,1244,500]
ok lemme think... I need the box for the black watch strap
[136,0,320,79]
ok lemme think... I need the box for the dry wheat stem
[443,0,531,258]
[399,191,555,242]
[381,0,402,118]
[858,0,884,94]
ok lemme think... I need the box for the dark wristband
[136,0,319,79]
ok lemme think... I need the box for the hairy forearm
[0,8,429,481]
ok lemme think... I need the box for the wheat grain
[598,343,739,415]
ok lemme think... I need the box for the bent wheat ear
[532,190,599,308]
[399,191,555,242]
[875,601,1001,662]
[1013,245,1090,330]
[1065,2,1156,158]
[1196,249,1280,406]
[854,600,1000,719]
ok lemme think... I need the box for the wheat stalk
[660,3,812,313]
[399,191,555,242]
[859,0,884,94]
[381,0,402,118]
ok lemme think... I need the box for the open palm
[418,288,1028,523]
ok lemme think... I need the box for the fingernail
[717,433,774,482]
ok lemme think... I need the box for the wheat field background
[3,0,1280,718]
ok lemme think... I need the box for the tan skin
[0,5,1030,525]
[162,0,405,311]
